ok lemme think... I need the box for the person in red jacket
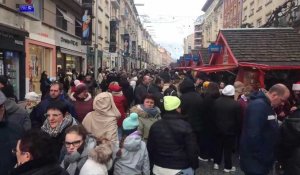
[70,83,93,123]
[108,82,128,140]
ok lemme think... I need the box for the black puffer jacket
[147,112,199,170]
[148,84,164,112]
[213,95,241,136]
[10,158,69,175]
[278,109,300,175]
[179,78,204,132]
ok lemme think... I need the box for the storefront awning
[175,66,192,70]
[57,8,74,24]
[192,65,238,73]
[60,47,86,58]
[239,62,300,70]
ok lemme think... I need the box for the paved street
[196,155,243,175]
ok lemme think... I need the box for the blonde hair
[89,143,112,164]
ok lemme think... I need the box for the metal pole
[94,0,99,79]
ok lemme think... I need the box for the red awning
[175,67,192,70]
[239,62,300,70]
[192,65,238,73]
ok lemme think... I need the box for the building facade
[223,0,242,28]
[183,33,194,54]
[194,15,204,50]
[202,0,224,48]
[242,0,287,27]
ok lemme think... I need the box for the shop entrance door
[29,45,52,94]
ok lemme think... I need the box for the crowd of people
[0,67,300,175]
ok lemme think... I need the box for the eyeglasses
[65,140,82,148]
[44,113,63,118]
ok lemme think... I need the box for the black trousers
[196,131,215,159]
[213,135,236,169]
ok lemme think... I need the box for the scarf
[41,114,73,137]
[140,104,160,118]
[62,136,96,175]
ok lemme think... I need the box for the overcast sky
[135,0,206,60]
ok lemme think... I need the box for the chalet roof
[220,28,300,66]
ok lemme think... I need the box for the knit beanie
[25,92,40,101]
[75,83,88,95]
[222,85,235,96]
[108,83,122,92]
[164,96,181,111]
[123,113,139,130]
[293,81,300,91]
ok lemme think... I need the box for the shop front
[26,33,56,95]
[56,32,86,74]
[0,23,28,100]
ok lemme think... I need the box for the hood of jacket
[69,92,92,102]
[124,131,142,152]
[92,92,121,118]
[179,78,195,94]
[250,91,271,105]
[4,99,23,115]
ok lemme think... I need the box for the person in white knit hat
[24,92,40,114]
[291,81,300,112]
[212,85,241,172]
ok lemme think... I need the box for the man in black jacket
[147,96,199,174]
[134,75,151,104]
[148,77,164,113]
[179,78,205,159]
[213,85,241,172]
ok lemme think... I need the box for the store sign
[61,37,78,46]
[109,20,117,53]
[208,44,222,54]
[0,31,24,49]
[184,54,192,61]
[19,4,34,12]
[82,0,93,45]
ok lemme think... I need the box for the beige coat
[130,105,161,141]
[82,92,121,142]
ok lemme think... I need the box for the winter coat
[61,136,97,175]
[111,93,128,127]
[277,109,300,175]
[42,116,78,159]
[134,83,149,105]
[179,78,204,132]
[80,159,110,175]
[5,99,31,131]
[82,92,120,142]
[240,91,279,174]
[30,95,77,128]
[31,96,77,128]
[202,94,219,133]
[84,80,98,96]
[69,93,93,123]
[0,121,23,175]
[119,79,134,106]
[114,131,150,175]
[130,105,161,141]
[10,158,69,175]
[147,112,199,170]
[213,96,241,136]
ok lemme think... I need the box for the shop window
[75,19,82,37]
[56,8,68,31]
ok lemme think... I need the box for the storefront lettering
[14,40,23,46]
[0,31,14,39]
[61,37,78,46]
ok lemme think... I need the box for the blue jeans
[176,168,194,175]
